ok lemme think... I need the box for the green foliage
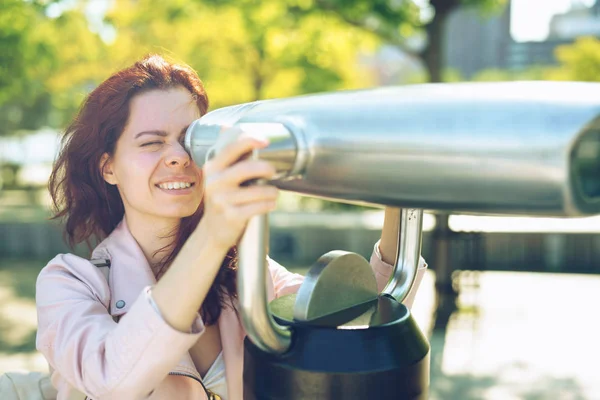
[0,1,108,135]
[0,0,514,136]
[547,37,600,82]
[404,67,463,84]
[471,66,549,82]
[285,0,507,48]
[460,0,507,15]
[471,37,600,85]
[0,0,383,135]
[441,68,464,83]
[0,0,51,134]
[277,0,508,84]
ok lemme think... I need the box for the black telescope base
[243,297,430,400]
[244,347,429,400]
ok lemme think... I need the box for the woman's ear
[100,153,117,185]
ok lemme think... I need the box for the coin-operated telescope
[185,82,600,399]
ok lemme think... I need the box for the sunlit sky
[511,0,596,42]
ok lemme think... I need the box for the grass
[0,258,46,368]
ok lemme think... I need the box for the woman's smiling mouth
[155,181,196,195]
[156,181,194,190]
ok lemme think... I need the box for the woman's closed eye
[141,141,163,147]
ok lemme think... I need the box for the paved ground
[420,271,600,400]
[1,259,599,399]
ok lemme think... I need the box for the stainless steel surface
[382,209,424,303]
[186,81,600,216]
[185,121,301,180]
[238,213,292,354]
[184,119,220,168]
[293,251,378,322]
[184,81,600,355]
[236,123,304,178]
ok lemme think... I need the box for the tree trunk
[252,70,263,102]
[420,7,452,83]
[420,2,461,330]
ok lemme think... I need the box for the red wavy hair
[49,54,237,324]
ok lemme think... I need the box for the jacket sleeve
[268,244,428,309]
[369,240,428,309]
[267,256,305,298]
[36,254,205,400]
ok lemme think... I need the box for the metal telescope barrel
[188,81,600,216]
[185,81,600,354]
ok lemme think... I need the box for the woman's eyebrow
[135,125,190,139]
[134,130,168,139]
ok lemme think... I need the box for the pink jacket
[36,219,427,400]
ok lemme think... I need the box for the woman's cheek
[132,152,162,178]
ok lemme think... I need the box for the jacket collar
[91,218,156,317]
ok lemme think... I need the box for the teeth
[158,182,192,190]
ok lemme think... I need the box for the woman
[36,54,427,400]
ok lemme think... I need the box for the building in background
[443,1,512,79]
[549,0,600,39]
[444,0,600,77]
[507,0,600,70]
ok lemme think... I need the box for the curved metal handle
[232,124,298,354]
[185,120,300,355]
[382,208,423,303]
[238,213,292,354]
[233,128,296,355]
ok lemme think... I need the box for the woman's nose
[165,143,191,168]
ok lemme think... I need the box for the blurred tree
[471,66,549,81]
[0,0,53,135]
[267,0,509,83]
[104,0,378,109]
[0,0,379,135]
[0,0,107,136]
[547,36,600,82]
[0,0,510,136]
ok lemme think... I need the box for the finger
[234,200,278,220]
[207,129,269,172]
[213,186,279,206]
[205,160,276,190]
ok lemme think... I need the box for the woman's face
[102,86,203,222]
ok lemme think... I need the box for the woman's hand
[152,129,279,331]
[198,130,279,250]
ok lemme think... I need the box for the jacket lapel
[91,218,156,318]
